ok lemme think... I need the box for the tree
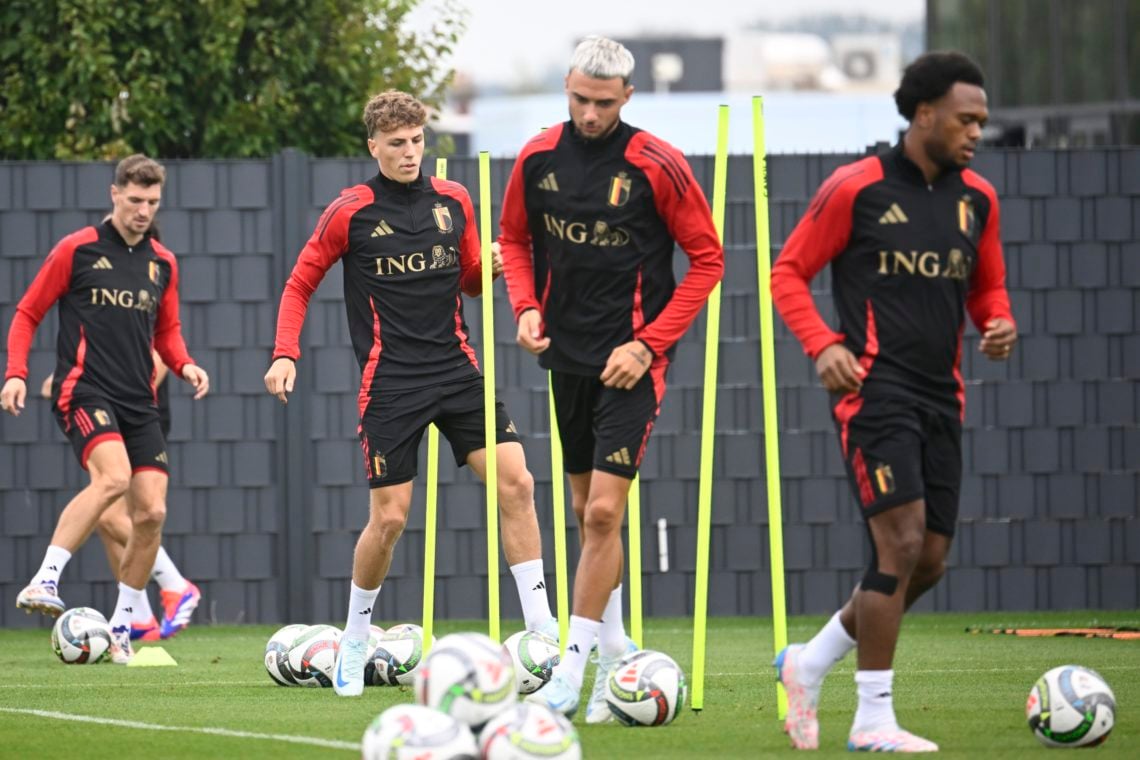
[0,0,466,159]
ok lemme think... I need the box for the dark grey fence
[1,148,1136,629]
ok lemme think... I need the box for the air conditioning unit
[830,34,902,91]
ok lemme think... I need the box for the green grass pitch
[1,611,1136,758]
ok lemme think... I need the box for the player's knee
[882,528,924,572]
[372,510,408,545]
[914,556,947,590]
[582,499,623,535]
[131,502,166,533]
[94,470,131,501]
[497,467,535,511]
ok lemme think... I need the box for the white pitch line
[0,680,272,689]
[0,708,359,752]
[703,664,1140,677]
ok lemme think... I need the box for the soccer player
[771,51,1016,752]
[38,354,201,641]
[497,36,724,720]
[2,155,210,664]
[264,90,557,698]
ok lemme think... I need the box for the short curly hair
[894,51,985,121]
[362,90,428,137]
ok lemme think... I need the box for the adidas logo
[604,447,632,466]
[371,220,394,237]
[92,256,113,270]
[122,606,133,613]
[155,452,168,464]
[47,565,58,572]
[567,644,580,653]
[878,203,909,224]
[359,607,372,615]
[538,172,559,191]
[532,581,546,591]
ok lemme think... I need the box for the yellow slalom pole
[753,96,788,720]
[692,104,729,712]
[421,158,449,655]
[479,151,500,643]
[627,475,642,648]
[548,381,569,652]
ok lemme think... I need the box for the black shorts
[358,375,520,488]
[54,395,169,475]
[832,394,961,536]
[550,358,668,479]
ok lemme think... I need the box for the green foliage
[0,0,466,159]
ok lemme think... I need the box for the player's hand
[40,374,53,399]
[264,358,297,404]
[979,318,1017,361]
[182,364,210,399]
[490,241,504,279]
[1,378,28,416]
[601,340,652,390]
[516,309,550,355]
[815,343,865,394]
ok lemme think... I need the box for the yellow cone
[126,646,178,667]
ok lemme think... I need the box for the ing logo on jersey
[428,245,458,269]
[432,204,453,233]
[607,172,631,207]
[958,194,976,239]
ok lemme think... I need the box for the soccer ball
[366,623,433,686]
[478,703,581,760]
[605,649,687,726]
[51,607,112,664]
[501,630,560,694]
[285,624,341,687]
[415,632,517,729]
[264,624,307,686]
[362,704,478,760]
[1027,665,1116,747]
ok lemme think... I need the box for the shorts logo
[155,451,168,464]
[92,409,111,427]
[505,420,518,435]
[874,462,896,496]
[432,204,453,233]
[605,447,632,466]
[607,172,631,207]
[371,453,387,479]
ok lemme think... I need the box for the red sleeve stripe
[317,192,361,241]
[809,165,868,221]
[639,142,689,196]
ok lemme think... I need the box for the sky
[411,0,925,87]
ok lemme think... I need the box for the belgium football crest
[432,204,453,233]
[148,261,160,283]
[957,194,976,240]
[607,172,631,207]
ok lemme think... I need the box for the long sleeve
[4,231,83,380]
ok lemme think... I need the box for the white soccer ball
[264,623,307,686]
[285,624,341,687]
[478,703,581,760]
[501,630,560,694]
[51,607,112,664]
[1027,665,1116,747]
[605,649,687,726]
[362,704,478,760]
[415,632,517,729]
[366,623,434,686]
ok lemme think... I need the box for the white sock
[799,611,857,686]
[32,545,72,587]
[150,546,187,592]
[852,669,899,734]
[558,615,600,691]
[342,582,380,640]
[109,583,145,632]
[133,591,156,624]
[510,558,553,630]
[598,585,627,657]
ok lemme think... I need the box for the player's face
[923,82,988,170]
[369,124,425,183]
[565,69,632,140]
[109,181,162,239]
